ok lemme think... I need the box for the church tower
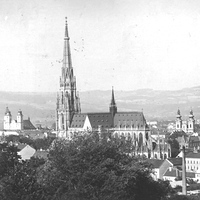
[56,18,81,137]
[4,107,12,130]
[109,87,117,126]
[188,109,195,133]
[175,109,182,131]
[16,110,23,130]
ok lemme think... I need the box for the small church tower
[188,109,195,133]
[56,18,81,137]
[176,109,182,131]
[16,110,23,130]
[4,107,12,130]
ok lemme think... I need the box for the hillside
[1,86,200,127]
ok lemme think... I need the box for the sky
[1,0,200,92]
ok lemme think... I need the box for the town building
[3,107,35,131]
[175,109,195,133]
[185,151,200,172]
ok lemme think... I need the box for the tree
[0,142,21,178]
[0,157,45,200]
[39,132,172,200]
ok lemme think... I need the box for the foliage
[0,157,45,200]
[1,132,175,200]
[32,137,55,150]
[0,142,21,178]
[38,132,173,200]
[5,135,55,150]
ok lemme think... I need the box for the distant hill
[0,86,200,127]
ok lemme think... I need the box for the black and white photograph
[0,0,200,199]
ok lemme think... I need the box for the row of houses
[149,151,200,187]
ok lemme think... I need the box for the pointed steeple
[63,17,72,70]
[110,87,117,120]
[61,17,73,87]
[111,86,116,106]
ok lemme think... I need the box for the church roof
[114,112,146,128]
[70,114,87,128]
[70,111,148,130]
[23,119,36,130]
[87,113,113,129]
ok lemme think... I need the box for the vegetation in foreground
[0,132,199,200]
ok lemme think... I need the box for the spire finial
[64,17,70,40]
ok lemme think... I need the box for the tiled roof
[186,152,200,159]
[113,112,146,129]
[164,168,195,178]
[147,159,164,168]
[87,113,112,129]
[70,114,86,128]
[23,119,36,130]
[70,111,148,130]
[167,157,182,166]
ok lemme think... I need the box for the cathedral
[56,18,170,158]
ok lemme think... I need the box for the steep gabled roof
[87,113,112,129]
[113,112,146,128]
[23,119,36,130]
[70,114,87,128]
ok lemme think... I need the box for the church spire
[110,87,117,121]
[111,86,116,106]
[63,17,72,70]
[56,18,81,137]
[60,17,73,87]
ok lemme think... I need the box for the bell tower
[175,109,182,131]
[56,18,81,137]
[188,109,195,133]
